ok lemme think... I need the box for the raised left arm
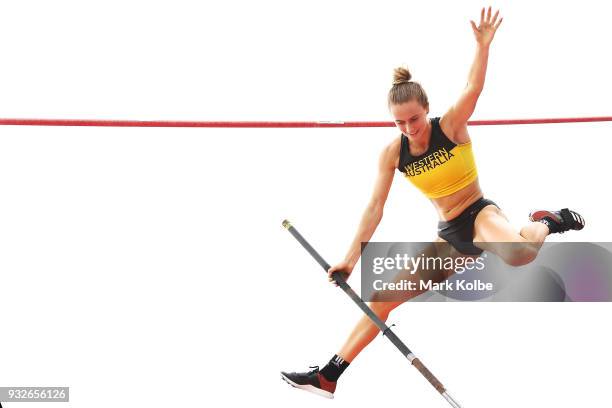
[443,7,503,136]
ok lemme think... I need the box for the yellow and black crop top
[397,117,478,198]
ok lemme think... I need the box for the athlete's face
[390,100,429,140]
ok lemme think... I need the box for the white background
[1,1,611,407]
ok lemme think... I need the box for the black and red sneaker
[281,365,336,399]
[529,208,585,234]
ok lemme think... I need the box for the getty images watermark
[361,242,612,302]
[371,250,491,292]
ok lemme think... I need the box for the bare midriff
[430,179,483,221]
[391,133,484,223]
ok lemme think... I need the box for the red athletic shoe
[529,208,585,234]
[281,365,336,399]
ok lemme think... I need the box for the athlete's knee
[369,300,401,319]
[501,243,539,267]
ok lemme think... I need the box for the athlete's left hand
[470,6,503,48]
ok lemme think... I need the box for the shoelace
[552,212,568,234]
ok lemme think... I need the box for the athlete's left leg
[472,205,549,266]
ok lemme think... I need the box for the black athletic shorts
[437,197,499,255]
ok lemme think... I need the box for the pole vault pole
[282,220,462,408]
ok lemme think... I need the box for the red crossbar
[0,116,611,128]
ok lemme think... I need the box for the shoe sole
[280,373,334,399]
[529,210,557,223]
